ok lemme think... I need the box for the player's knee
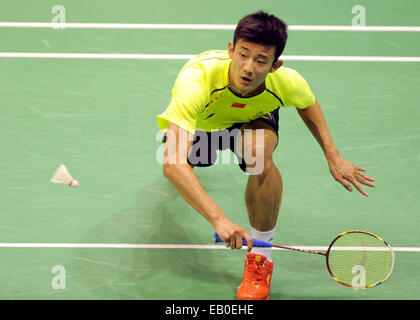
[236,124,277,175]
[242,142,275,175]
[247,155,275,176]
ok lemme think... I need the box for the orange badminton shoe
[236,253,274,300]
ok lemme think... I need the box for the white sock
[250,226,276,262]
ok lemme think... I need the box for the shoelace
[243,258,265,284]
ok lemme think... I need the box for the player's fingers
[229,235,236,249]
[235,233,244,249]
[336,176,353,192]
[348,177,369,196]
[355,166,375,181]
[357,175,376,187]
[354,170,376,187]
[243,232,253,252]
[360,173,376,182]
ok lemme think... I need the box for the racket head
[325,230,395,289]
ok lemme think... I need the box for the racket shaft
[272,245,326,256]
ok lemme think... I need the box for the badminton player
[157,11,376,300]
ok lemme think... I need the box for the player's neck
[228,82,266,98]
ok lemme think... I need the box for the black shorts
[163,108,279,173]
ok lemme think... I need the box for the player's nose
[242,59,253,76]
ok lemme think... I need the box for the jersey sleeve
[282,69,316,109]
[157,64,209,134]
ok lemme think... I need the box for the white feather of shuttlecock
[50,164,78,187]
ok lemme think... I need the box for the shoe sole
[236,295,269,300]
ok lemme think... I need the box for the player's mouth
[240,76,252,85]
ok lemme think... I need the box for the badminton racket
[214,230,395,288]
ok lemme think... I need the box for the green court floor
[0,0,419,300]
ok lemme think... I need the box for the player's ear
[228,41,235,58]
[270,59,283,73]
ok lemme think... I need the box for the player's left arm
[296,100,376,196]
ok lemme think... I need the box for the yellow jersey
[157,50,316,134]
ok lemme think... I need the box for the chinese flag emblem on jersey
[231,102,246,108]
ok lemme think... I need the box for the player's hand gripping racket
[214,230,395,289]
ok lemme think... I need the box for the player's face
[228,39,282,96]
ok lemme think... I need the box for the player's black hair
[233,11,288,63]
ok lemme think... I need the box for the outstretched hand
[328,155,376,196]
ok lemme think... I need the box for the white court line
[0,52,419,62]
[0,243,417,252]
[0,22,419,32]
[0,52,194,60]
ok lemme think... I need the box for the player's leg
[241,120,282,232]
[235,116,282,300]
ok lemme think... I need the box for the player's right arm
[163,121,252,250]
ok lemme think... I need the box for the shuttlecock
[50,164,79,187]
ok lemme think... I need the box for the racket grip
[214,232,272,248]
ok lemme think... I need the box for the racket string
[327,231,394,288]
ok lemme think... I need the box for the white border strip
[0,22,419,32]
[0,52,419,62]
[0,243,417,252]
